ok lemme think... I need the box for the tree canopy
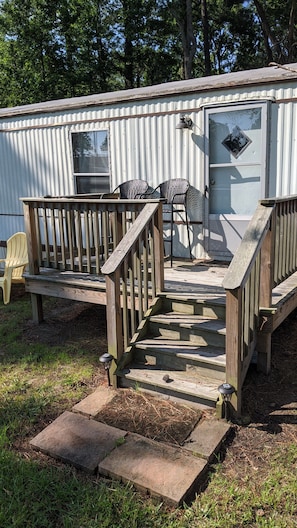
[0,0,295,107]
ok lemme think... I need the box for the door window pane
[209,108,262,164]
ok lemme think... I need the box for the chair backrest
[116,179,149,199]
[159,178,190,204]
[5,232,28,280]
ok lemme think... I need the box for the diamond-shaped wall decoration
[222,125,252,158]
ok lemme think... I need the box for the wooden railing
[101,202,164,385]
[21,196,164,385]
[223,195,297,416]
[22,196,153,275]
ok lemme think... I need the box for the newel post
[22,201,44,323]
[105,268,123,387]
[257,212,275,374]
[223,288,243,418]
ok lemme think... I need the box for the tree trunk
[288,0,296,62]
[254,0,286,63]
[201,0,211,76]
[177,0,196,79]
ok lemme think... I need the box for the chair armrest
[4,260,28,269]
[171,191,188,204]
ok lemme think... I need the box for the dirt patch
[23,298,107,351]
[95,389,202,445]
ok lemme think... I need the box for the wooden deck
[25,257,297,324]
[164,259,297,316]
[21,194,297,417]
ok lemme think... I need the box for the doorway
[204,103,269,259]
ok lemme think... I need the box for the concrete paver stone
[99,432,208,506]
[30,411,127,473]
[183,417,231,460]
[72,386,116,417]
[30,389,232,505]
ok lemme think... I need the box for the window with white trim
[71,130,110,194]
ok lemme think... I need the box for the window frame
[70,129,111,195]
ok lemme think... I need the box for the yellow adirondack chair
[0,232,28,304]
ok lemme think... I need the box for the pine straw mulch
[94,388,202,445]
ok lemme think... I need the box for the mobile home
[1,62,297,260]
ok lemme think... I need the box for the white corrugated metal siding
[1,65,297,257]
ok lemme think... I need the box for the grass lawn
[0,286,296,527]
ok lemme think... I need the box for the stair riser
[119,377,217,410]
[134,349,225,381]
[162,299,225,320]
[149,322,226,348]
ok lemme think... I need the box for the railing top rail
[20,196,161,205]
[260,194,297,206]
[222,202,273,290]
[101,202,160,276]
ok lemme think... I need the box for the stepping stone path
[30,387,231,506]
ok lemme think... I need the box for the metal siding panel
[1,81,297,255]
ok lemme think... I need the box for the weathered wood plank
[225,289,242,416]
[25,278,108,305]
[105,270,123,387]
[223,203,272,290]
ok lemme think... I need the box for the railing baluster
[58,205,66,268]
[35,205,43,266]
[66,205,74,269]
[129,258,136,337]
[93,205,101,273]
[43,207,50,266]
[143,226,149,313]
[84,210,91,273]
[50,206,58,267]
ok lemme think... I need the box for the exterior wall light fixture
[99,352,114,386]
[176,114,193,129]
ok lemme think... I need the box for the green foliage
[0,0,295,106]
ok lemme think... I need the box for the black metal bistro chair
[112,179,149,199]
[143,178,192,266]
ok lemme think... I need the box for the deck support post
[224,289,242,418]
[23,202,44,322]
[256,331,272,374]
[30,293,44,323]
[105,269,123,388]
[257,214,275,374]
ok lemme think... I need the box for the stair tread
[150,312,226,334]
[119,365,219,402]
[160,292,226,305]
[135,339,226,366]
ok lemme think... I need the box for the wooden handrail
[222,203,273,290]
[222,195,297,417]
[101,201,164,386]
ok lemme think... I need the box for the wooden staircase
[117,292,227,411]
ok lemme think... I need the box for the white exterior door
[205,103,268,260]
